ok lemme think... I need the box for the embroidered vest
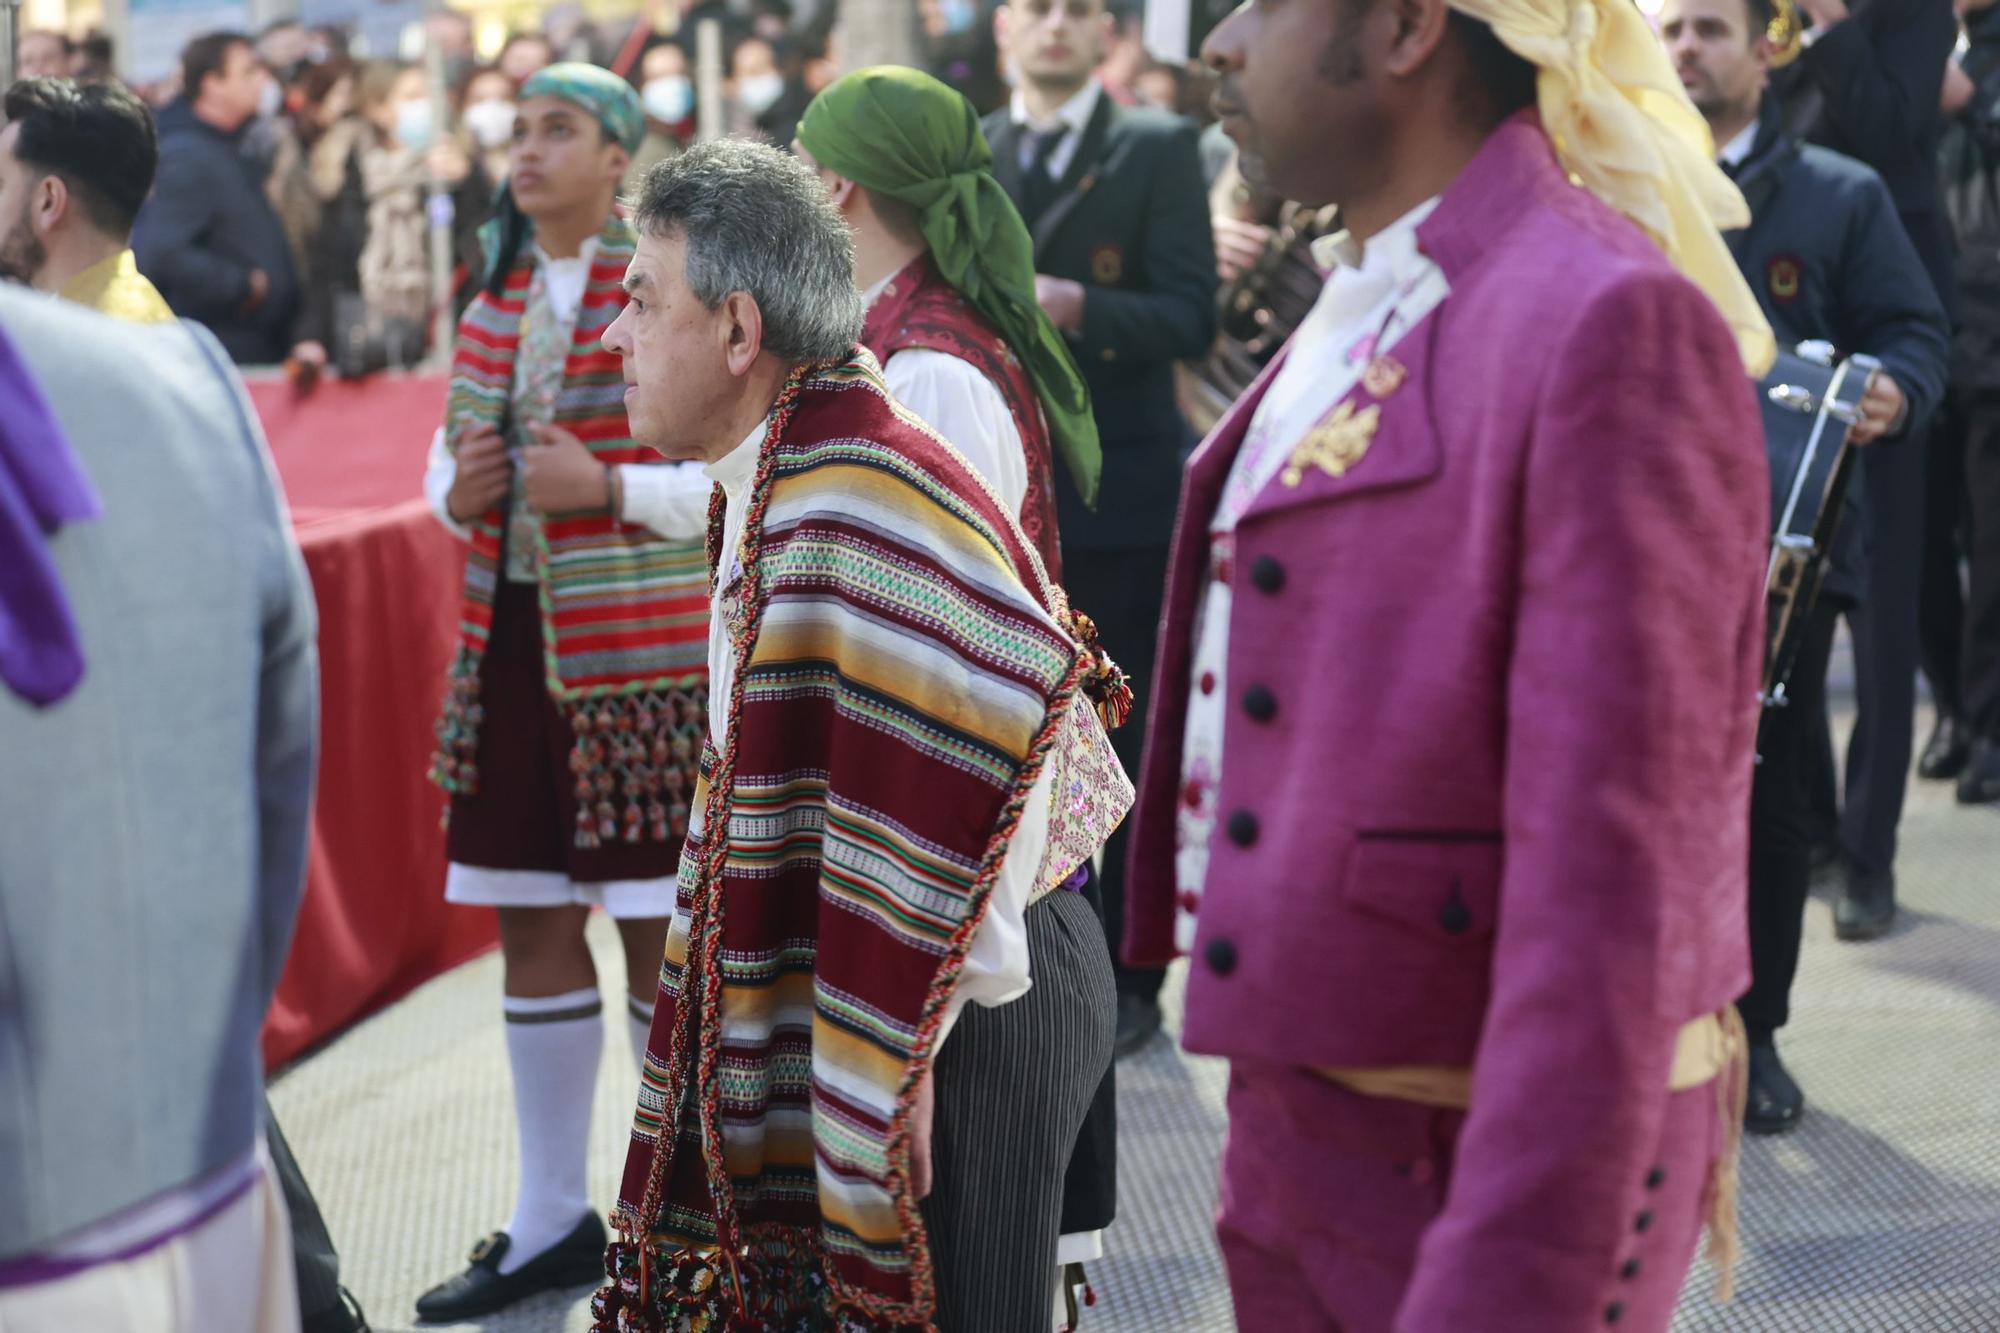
[861,255,1064,583]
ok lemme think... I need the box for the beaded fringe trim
[430,647,707,849]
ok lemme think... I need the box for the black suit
[1776,0,1959,879]
[984,89,1216,1235]
[984,93,1219,549]
[1724,99,1949,1038]
[1946,8,2000,749]
[983,91,1215,983]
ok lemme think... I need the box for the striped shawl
[429,214,709,848]
[595,356,1091,1330]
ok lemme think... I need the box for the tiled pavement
[270,698,2000,1331]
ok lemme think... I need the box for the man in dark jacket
[1936,0,2000,803]
[985,0,1217,1065]
[1665,0,1950,1132]
[132,31,317,367]
[1772,0,1957,928]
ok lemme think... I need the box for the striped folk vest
[430,214,709,849]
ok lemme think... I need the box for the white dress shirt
[423,236,713,544]
[1174,199,1450,949]
[1009,79,1104,184]
[701,418,1049,1049]
[863,269,1033,518]
[1718,121,1758,171]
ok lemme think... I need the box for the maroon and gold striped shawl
[593,355,1091,1330]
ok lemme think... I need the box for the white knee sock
[499,987,602,1274]
[625,991,655,1080]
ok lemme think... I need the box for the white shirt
[423,236,713,543]
[701,417,1048,1048]
[863,269,1033,518]
[1718,121,1758,170]
[1009,79,1103,184]
[1174,199,1450,948]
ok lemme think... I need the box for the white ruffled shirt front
[1174,199,1449,949]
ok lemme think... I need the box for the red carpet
[252,372,498,1069]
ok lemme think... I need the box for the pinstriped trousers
[920,889,1117,1332]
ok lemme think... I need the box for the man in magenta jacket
[1124,1,1774,1330]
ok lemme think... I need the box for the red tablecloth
[253,372,498,1069]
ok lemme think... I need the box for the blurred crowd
[2,1,1236,381]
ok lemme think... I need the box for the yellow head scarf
[1447,0,1776,375]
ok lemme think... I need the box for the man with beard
[0,78,170,321]
[1124,1,1775,1329]
[1662,0,1948,1133]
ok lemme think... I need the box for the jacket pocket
[1306,831,1504,1065]
[1344,831,1503,943]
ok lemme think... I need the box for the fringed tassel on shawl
[592,1230,861,1331]
[1706,1006,1749,1302]
[1059,1262,1097,1331]
[430,649,487,795]
[564,686,707,849]
[1061,608,1134,732]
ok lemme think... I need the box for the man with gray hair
[595,138,1129,1332]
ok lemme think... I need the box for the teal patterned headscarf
[480,62,646,293]
[520,62,646,153]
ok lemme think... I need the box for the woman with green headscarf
[798,68,1122,1326]
[796,65,1101,584]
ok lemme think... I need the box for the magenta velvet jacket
[1125,113,1768,1327]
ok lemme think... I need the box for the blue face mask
[642,75,693,124]
[937,0,978,34]
[394,98,434,151]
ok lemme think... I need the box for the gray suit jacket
[0,287,318,1258]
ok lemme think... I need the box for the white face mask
[464,98,517,149]
[735,73,785,117]
[642,75,693,125]
[394,98,434,151]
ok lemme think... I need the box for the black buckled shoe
[1834,865,1897,942]
[1956,737,2000,806]
[1919,713,1971,780]
[414,1213,607,1323]
[1745,1042,1804,1136]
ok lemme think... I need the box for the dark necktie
[1017,125,1070,230]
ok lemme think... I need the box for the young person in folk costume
[415,65,714,1323]
[1127,1,1778,1329]
[793,65,1121,1324]
[590,139,1134,1333]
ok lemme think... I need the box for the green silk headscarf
[797,66,1102,509]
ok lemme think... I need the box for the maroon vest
[861,255,1064,582]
